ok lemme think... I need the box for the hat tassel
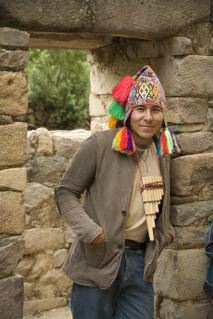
[112,127,136,155]
[160,126,181,156]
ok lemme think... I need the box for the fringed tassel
[108,100,126,120]
[112,127,136,155]
[108,116,118,129]
[160,127,181,156]
[112,76,135,105]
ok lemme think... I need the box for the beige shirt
[125,142,162,242]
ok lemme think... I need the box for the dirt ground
[24,307,71,319]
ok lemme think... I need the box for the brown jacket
[54,128,174,289]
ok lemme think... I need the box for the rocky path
[24,307,71,319]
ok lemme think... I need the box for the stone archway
[0,1,213,318]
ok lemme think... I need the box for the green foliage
[26,49,90,129]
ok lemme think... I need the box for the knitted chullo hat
[108,65,181,156]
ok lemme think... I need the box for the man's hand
[91,230,105,244]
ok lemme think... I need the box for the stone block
[165,98,208,124]
[178,23,210,56]
[177,132,213,154]
[95,1,210,39]
[0,2,210,39]
[171,153,213,201]
[0,27,29,48]
[88,45,112,65]
[30,32,112,50]
[152,56,213,97]
[0,191,25,234]
[167,226,208,249]
[0,122,27,167]
[0,236,24,278]
[25,193,63,229]
[158,298,213,319]
[0,167,27,191]
[161,37,193,56]
[154,249,209,300]
[90,116,108,132]
[0,49,28,70]
[36,127,53,156]
[51,129,91,158]
[169,123,205,133]
[24,228,64,254]
[170,200,213,226]
[40,269,70,292]
[27,253,53,281]
[90,64,122,95]
[0,72,28,115]
[26,155,68,187]
[17,256,35,277]
[208,108,213,131]
[33,283,57,299]
[0,274,24,319]
[23,297,66,316]
[89,93,110,116]
[24,182,53,211]
[134,40,160,58]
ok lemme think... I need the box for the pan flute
[141,176,164,241]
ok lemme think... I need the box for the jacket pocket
[75,240,107,269]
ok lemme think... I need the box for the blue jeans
[71,248,154,319]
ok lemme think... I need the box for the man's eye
[152,108,161,113]
[136,107,146,112]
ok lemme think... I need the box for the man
[54,66,179,319]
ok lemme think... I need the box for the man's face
[129,104,164,145]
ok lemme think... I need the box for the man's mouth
[139,125,153,128]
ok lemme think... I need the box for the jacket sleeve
[54,133,102,243]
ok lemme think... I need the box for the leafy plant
[26,49,90,129]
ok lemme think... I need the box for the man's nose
[143,109,152,121]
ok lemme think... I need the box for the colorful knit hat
[108,65,181,156]
[124,66,166,123]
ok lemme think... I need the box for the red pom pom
[112,76,135,105]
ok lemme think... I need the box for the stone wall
[0,27,29,319]
[18,128,91,315]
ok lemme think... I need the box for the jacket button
[121,210,126,216]
[118,244,123,250]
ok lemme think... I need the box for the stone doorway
[0,1,213,318]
